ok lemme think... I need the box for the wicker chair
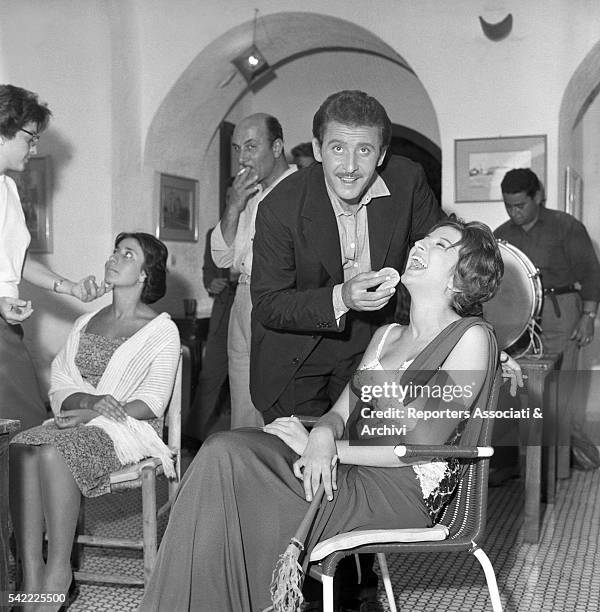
[72,347,185,587]
[305,370,504,612]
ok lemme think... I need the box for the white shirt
[211,166,297,280]
[0,174,30,298]
[330,173,391,320]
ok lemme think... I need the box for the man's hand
[500,352,525,397]
[341,271,395,312]
[0,297,34,324]
[69,277,112,302]
[207,277,229,296]
[228,166,260,213]
[263,416,310,455]
[571,314,595,347]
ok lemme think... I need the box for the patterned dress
[10,332,159,497]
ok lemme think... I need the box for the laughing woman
[10,232,180,611]
[140,218,503,612]
[0,84,108,432]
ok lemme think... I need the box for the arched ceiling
[145,12,415,168]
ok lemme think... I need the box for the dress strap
[375,323,400,360]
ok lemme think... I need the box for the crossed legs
[10,443,80,611]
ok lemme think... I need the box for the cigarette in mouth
[237,167,247,175]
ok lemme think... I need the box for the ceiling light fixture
[231,9,272,84]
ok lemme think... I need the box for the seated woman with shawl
[140,218,503,612]
[10,232,180,609]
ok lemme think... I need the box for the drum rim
[483,240,543,349]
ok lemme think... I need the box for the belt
[543,284,578,296]
[544,284,579,317]
[237,273,251,285]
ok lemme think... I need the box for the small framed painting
[156,173,198,242]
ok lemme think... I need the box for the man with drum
[495,168,600,465]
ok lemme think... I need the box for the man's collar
[326,172,390,215]
[261,164,296,196]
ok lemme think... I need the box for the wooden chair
[72,347,186,587]
[305,370,504,612]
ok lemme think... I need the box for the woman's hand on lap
[87,394,128,423]
[54,409,88,429]
[293,428,338,502]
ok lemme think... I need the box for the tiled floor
[8,460,600,611]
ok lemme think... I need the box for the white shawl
[49,310,181,477]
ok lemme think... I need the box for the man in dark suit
[251,90,442,424]
[251,90,442,611]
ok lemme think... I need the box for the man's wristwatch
[583,311,597,319]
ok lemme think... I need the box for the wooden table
[517,354,560,543]
[1,419,20,597]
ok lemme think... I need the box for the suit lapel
[300,166,343,283]
[367,193,398,271]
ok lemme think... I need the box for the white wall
[0,0,114,388]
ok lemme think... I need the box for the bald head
[232,113,288,188]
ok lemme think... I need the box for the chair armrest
[394,444,494,459]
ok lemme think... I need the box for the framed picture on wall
[455,135,546,202]
[156,172,198,242]
[7,156,52,253]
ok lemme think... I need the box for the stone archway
[144,12,420,172]
[558,39,600,210]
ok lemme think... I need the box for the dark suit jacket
[250,155,442,412]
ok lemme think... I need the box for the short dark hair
[264,115,283,144]
[431,216,504,316]
[312,90,391,149]
[0,84,51,138]
[115,232,168,304]
[500,168,541,198]
[291,142,314,159]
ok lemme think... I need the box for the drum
[482,241,543,351]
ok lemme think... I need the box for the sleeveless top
[356,323,464,523]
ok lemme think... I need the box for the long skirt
[0,318,47,433]
[140,428,430,612]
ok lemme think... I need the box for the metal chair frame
[306,371,504,612]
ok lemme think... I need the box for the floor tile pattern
[8,467,600,611]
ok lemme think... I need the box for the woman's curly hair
[431,216,504,316]
[0,84,51,138]
[115,232,168,304]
